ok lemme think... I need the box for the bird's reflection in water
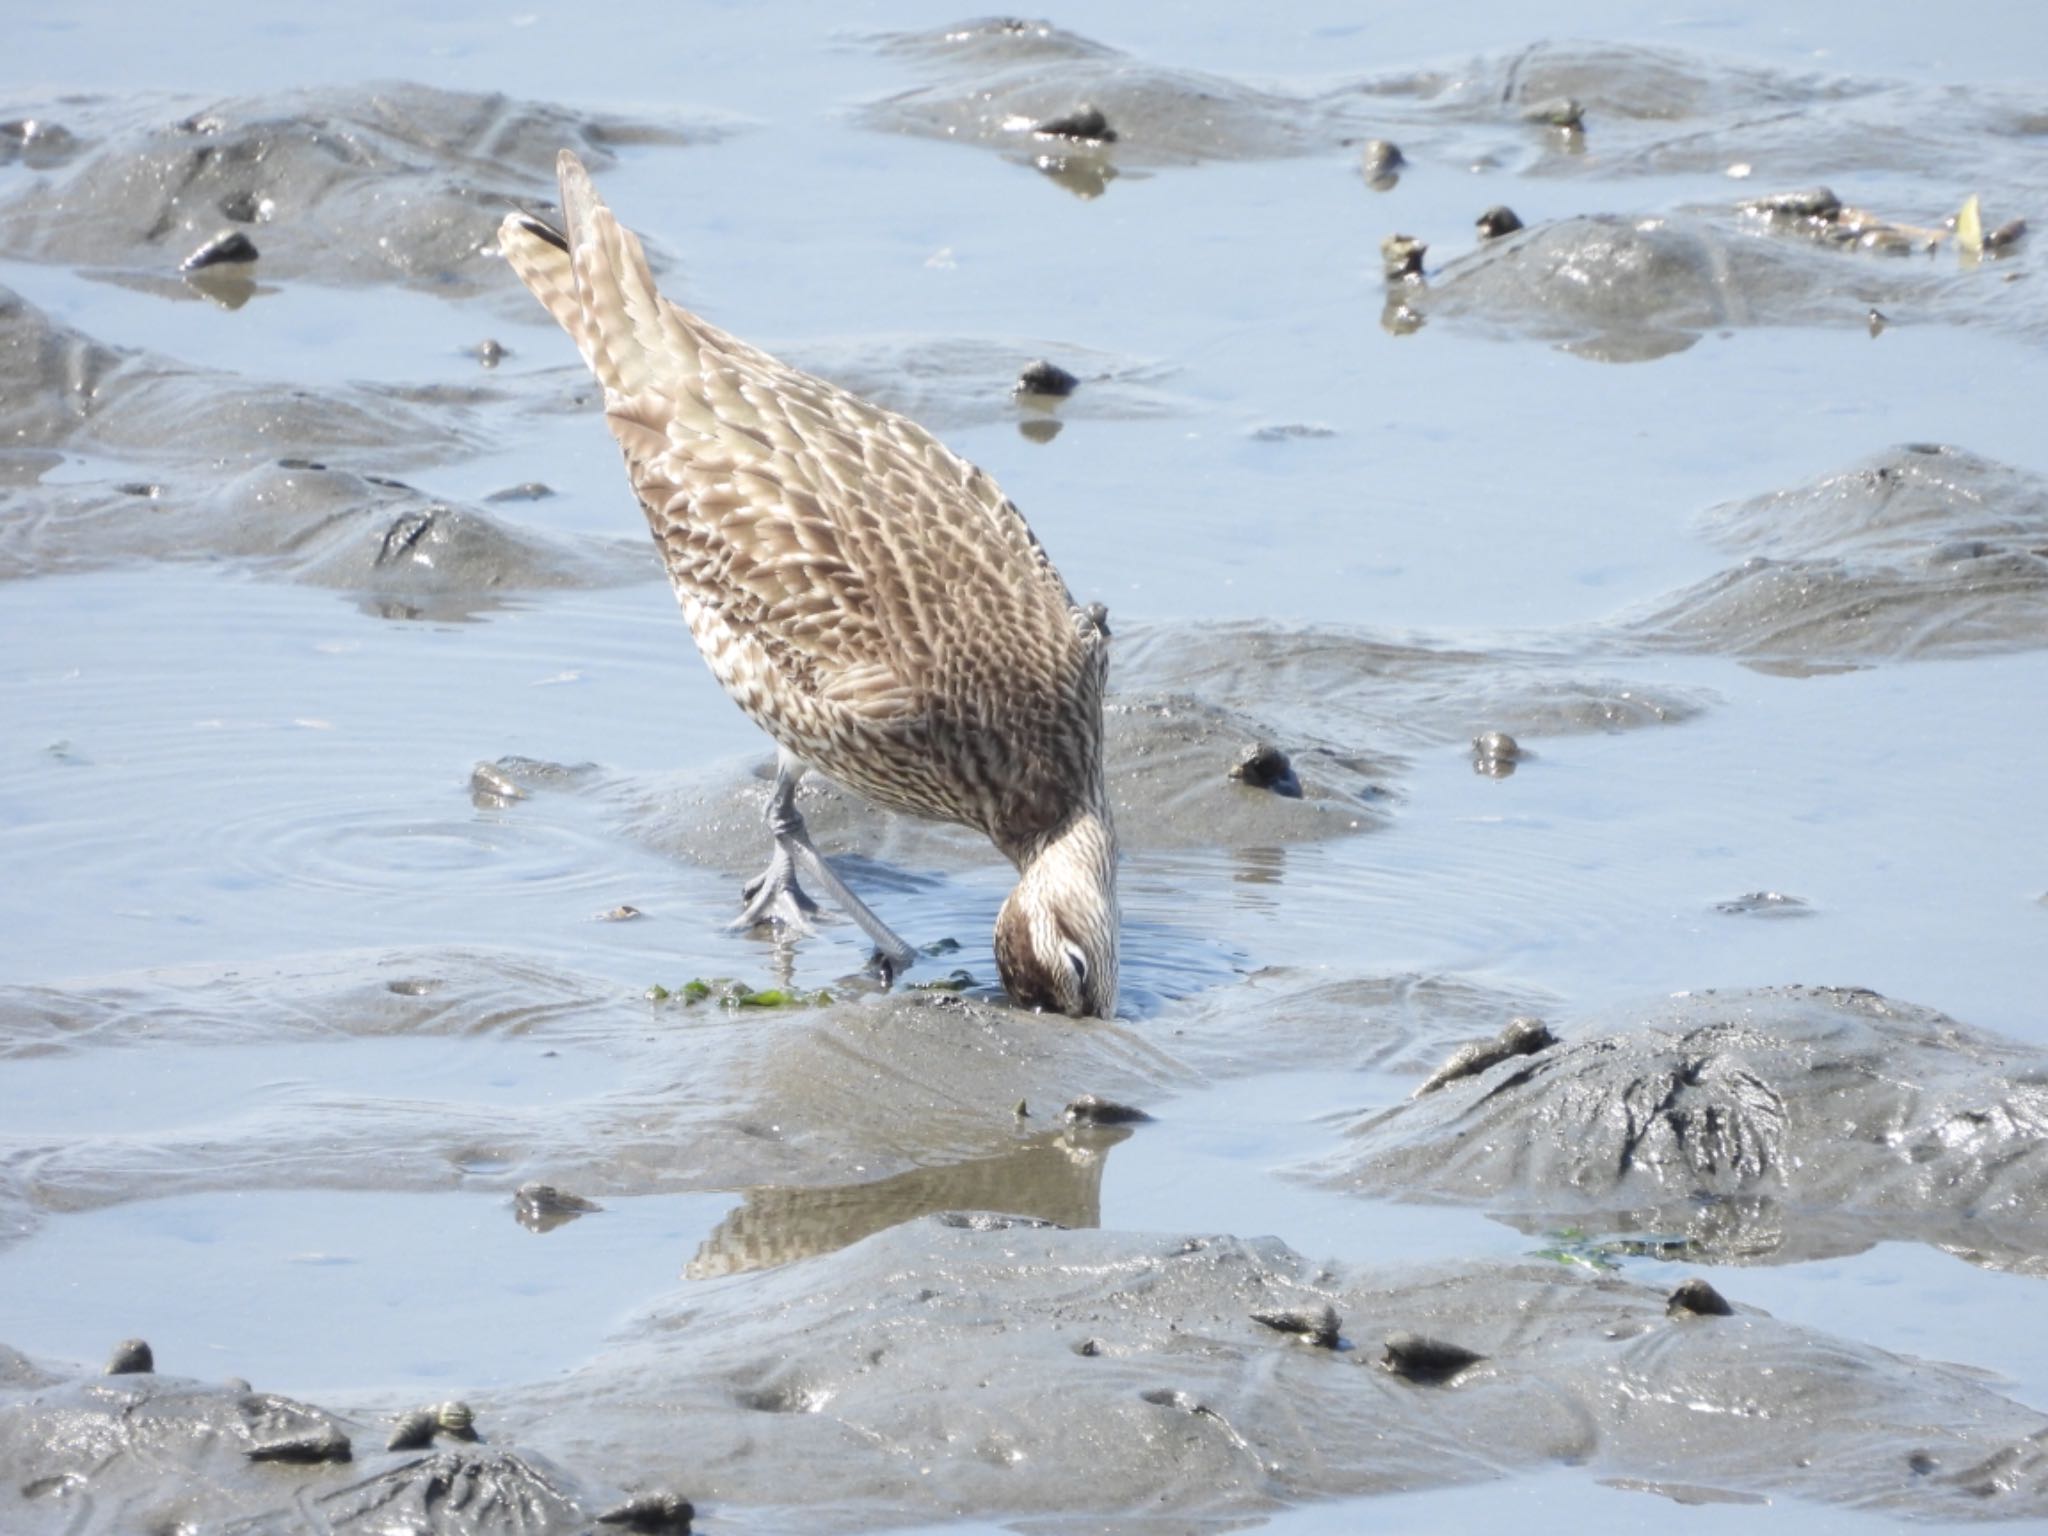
[685,1124,1132,1279]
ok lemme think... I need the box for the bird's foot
[731,853,820,934]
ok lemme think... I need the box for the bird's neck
[1013,805,1118,904]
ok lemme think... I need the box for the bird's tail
[497,151,672,401]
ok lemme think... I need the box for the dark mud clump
[0,83,721,298]
[1326,984,2048,1275]
[1633,443,2048,663]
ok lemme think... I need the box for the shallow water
[4,2,2047,1531]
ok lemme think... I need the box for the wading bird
[499,153,1117,1017]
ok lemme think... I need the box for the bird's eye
[1062,940,1089,987]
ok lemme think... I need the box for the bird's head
[993,809,1119,1019]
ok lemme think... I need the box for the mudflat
[3,9,2046,1534]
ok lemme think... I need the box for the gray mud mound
[1411,213,2042,361]
[0,458,646,614]
[718,987,1182,1176]
[0,946,624,1057]
[512,688,1402,889]
[1340,41,2048,209]
[1117,620,1710,750]
[0,288,640,598]
[861,18,1364,178]
[1633,443,2048,662]
[1425,41,1862,128]
[0,83,719,295]
[14,1226,2048,1530]
[0,285,476,469]
[1102,693,1397,845]
[229,1448,603,1536]
[1159,966,1556,1082]
[512,1219,2048,1525]
[788,332,1191,431]
[1478,46,2048,192]
[0,1354,356,1531]
[0,1346,656,1536]
[1325,985,2048,1275]
[0,949,1184,1236]
[480,614,1709,886]
[481,330,1195,436]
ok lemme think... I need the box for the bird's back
[499,154,1108,853]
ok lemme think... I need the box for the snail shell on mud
[1252,1303,1342,1349]
[1379,1331,1485,1383]
[105,1338,154,1375]
[387,1409,438,1451]
[1476,205,1524,240]
[1667,1278,1736,1317]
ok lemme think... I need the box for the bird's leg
[731,759,821,933]
[729,754,919,984]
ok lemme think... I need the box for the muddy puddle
[4,4,2047,1533]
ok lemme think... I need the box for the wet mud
[0,285,479,468]
[0,287,643,606]
[6,21,2048,1536]
[0,950,1182,1245]
[493,685,1402,898]
[1411,210,2044,360]
[782,333,1192,434]
[524,1220,2048,1523]
[0,1344,663,1536]
[8,1221,2047,1532]
[1327,985,2048,1276]
[0,84,716,300]
[861,18,1366,179]
[1631,442,2048,663]
[0,457,646,615]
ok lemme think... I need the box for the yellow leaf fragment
[1956,194,1985,256]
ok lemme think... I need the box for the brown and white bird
[499,153,1118,1018]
